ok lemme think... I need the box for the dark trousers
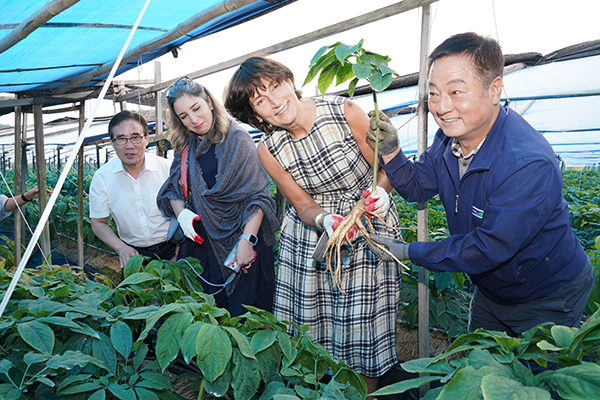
[132,241,177,261]
[469,259,594,337]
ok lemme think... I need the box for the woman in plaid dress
[224,57,402,393]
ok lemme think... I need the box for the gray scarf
[158,121,278,281]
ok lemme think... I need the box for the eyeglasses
[165,76,193,98]
[113,135,143,146]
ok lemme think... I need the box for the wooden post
[33,104,52,264]
[417,5,431,398]
[77,101,85,272]
[20,113,28,245]
[154,61,165,157]
[13,107,22,266]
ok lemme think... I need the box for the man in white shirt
[90,111,175,269]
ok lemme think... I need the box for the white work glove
[363,186,391,218]
[177,209,204,244]
[323,213,358,242]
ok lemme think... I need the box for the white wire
[0,0,153,317]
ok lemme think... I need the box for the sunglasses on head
[164,76,193,98]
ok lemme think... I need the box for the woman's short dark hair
[108,110,148,139]
[428,32,505,89]
[224,56,302,134]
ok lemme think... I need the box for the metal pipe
[55,0,261,94]
[0,0,81,55]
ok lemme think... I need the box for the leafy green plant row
[0,255,367,400]
[373,309,600,399]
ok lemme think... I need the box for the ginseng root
[323,198,409,293]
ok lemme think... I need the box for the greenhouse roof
[0,0,293,94]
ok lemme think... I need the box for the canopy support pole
[77,101,85,271]
[33,105,51,264]
[154,61,165,157]
[417,4,431,397]
[13,107,22,266]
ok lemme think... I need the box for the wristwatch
[240,233,258,246]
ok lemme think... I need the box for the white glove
[363,186,390,217]
[323,213,358,242]
[177,209,204,244]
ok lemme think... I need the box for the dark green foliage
[0,256,368,399]
[374,311,600,399]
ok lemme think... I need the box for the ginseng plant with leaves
[304,39,408,288]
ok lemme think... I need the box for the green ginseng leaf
[317,60,341,97]
[335,62,355,86]
[352,62,373,80]
[304,46,339,87]
[347,77,359,98]
[334,41,361,63]
[370,70,393,92]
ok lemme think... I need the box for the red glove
[324,214,358,242]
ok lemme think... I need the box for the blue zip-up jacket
[382,106,588,304]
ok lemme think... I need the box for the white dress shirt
[89,152,172,247]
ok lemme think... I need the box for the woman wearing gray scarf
[157,77,279,317]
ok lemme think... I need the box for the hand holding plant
[304,39,408,289]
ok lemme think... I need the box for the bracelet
[21,192,30,202]
[314,212,329,232]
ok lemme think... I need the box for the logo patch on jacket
[472,206,484,219]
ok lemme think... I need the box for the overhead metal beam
[0,0,81,55]
[117,0,439,102]
[55,0,262,94]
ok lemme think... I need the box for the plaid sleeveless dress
[262,96,401,377]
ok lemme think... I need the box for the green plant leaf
[0,359,12,374]
[137,372,172,390]
[317,60,341,97]
[551,325,575,349]
[108,383,136,400]
[481,374,551,400]
[93,332,117,376]
[23,352,50,365]
[352,62,372,80]
[110,320,133,359]
[196,323,233,382]
[256,343,283,385]
[231,348,261,400]
[205,366,232,397]
[117,272,159,288]
[5,388,20,400]
[87,389,106,400]
[135,387,160,400]
[544,363,600,399]
[224,326,254,359]
[309,44,331,65]
[181,321,203,364]
[277,331,293,361]
[372,375,441,396]
[59,382,103,395]
[369,70,393,92]
[303,46,339,87]
[347,77,359,98]
[17,321,55,354]
[123,255,145,278]
[251,329,277,354]
[400,358,454,375]
[335,63,355,86]
[156,312,193,371]
[334,43,360,63]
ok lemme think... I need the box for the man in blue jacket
[367,32,594,336]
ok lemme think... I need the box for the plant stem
[198,378,205,400]
[371,91,380,193]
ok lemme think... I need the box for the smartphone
[224,242,238,271]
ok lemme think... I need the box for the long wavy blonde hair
[162,77,231,151]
